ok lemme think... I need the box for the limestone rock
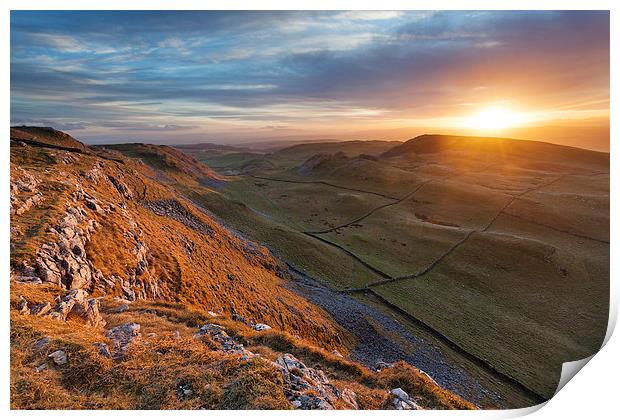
[48,350,68,365]
[30,302,52,316]
[17,296,29,315]
[107,175,133,199]
[375,361,394,371]
[115,303,129,313]
[253,323,272,331]
[194,323,255,358]
[341,388,359,410]
[389,388,421,410]
[33,337,50,351]
[35,208,95,289]
[48,289,106,327]
[275,353,343,410]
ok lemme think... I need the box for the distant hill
[174,142,255,153]
[11,126,90,152]
[381,134,608,167]
[275,140,401,161]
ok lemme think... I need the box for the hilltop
[10,127,473,410]
[381,134,608,167]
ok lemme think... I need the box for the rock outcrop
[193,323,360,410]
[10,168,42,216]
[274,353,359,409]
[194,323,256,360]
[36,206,98,289]
[18,289,105,327]
[143,199,214,236]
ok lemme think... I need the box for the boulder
[48,350,68,365]
[389,388,421,410]
[107,175,133,199]
[115,303,129,313]
[341,388,359,410]
[85,197,102,213]
[375,361,395,371]
[30,302,52,316]
[253,323,272,331]
[17,296,29,314]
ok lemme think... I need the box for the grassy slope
[11,283,474,410]
[186,188,378,289]
[225,177,395,232]
[10,142,347,350]
[272,140,401,161]
[187,140,401,178]
[319,205,465,278]
[373,227,608,397]
[317,177,513,277]
[108,143,381,289]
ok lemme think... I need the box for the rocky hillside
[10,127,475,410]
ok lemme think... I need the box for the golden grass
[11,286,475,410]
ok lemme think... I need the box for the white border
[1,2,617,420]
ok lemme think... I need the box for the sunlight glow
[462,107,526,131]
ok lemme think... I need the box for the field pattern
[187,136,609,406]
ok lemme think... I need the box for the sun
[463,106,525,131]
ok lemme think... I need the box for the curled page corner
[507,355,599,417]
[554,355,595,396]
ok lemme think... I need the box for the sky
[10,11,610,150]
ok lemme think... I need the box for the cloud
[10,11,609,143]
[30,33,88,53]
[337,11,404,21]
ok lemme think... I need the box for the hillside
[274,140,401,161]
[182,140,401,176]
[179,132,609,407]
[10,128,473,410]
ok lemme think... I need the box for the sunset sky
[10,11,610,150]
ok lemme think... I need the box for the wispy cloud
[10,10,609,145]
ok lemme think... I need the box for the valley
[180,135,609,407]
